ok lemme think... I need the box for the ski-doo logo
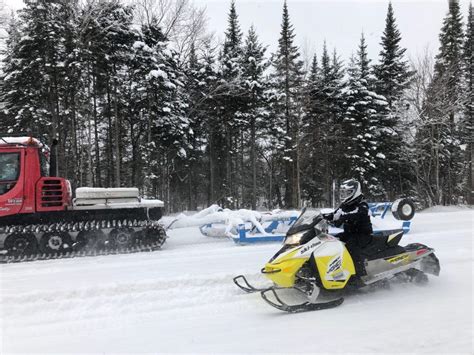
[327,256,342,273]
[299,241,320,255]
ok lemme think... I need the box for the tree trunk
[93,74,101,187]
[250,116,257,210]
[106,82,114,187]
[209,128,215,205]
[113,73,121,187]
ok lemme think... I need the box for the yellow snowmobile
[233,209,440,312]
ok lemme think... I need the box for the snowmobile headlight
[285,232,305,245]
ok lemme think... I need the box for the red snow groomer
[0,135,167,262]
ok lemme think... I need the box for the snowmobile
[233,209,440,313]
[0,135,167,262]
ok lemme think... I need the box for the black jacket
[335,200,373,236]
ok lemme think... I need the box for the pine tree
[269,1,305,208]
[201,42,226,206]
[342,34,387,195]
[1,0,80,179]
[98,1,136,188]
[434,0,465,112]
[142,23,190,210]
[300,44,347,207]
[301,53,323,205]
[182,43,206,210]
[241,26,268,209]
[465,3,473,204]
[319,45,346,204]
[301,46,331,206]
[328,49,347,189]
[73,0,137,188]
[213,0,246,208]
[375,2,412,108]
[374,1,413,199]
[221,0,243,80]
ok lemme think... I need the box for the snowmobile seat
[361,230,405,260]
[370,230,403,247]
[363,245,406,261]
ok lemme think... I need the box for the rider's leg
[345,237,367,277]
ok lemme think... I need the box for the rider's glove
[333,209,343,222]
[323,213,334,221]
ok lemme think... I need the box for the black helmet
[340,179,363,206]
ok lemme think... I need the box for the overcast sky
[4,0,472,63]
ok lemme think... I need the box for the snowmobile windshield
[287,209,324,235]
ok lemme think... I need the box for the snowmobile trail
[2,274,249,330]
[0,210,472,353]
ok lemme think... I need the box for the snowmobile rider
[324,179,373,277]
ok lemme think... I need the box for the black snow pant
[336,232,370,276]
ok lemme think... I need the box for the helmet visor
[340,186,355,202]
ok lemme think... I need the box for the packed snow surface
[0,209,472,353]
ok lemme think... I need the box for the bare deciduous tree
[407,47,467,206]
[132,0,209,62]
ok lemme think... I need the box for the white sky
[195,0,472,63]
[4,0,472,64]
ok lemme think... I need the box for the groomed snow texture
[0,208,472,353]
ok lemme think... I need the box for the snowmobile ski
[233,275,273,293]
[260,287,344,313]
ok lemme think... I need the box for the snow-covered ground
[0,208,472,353]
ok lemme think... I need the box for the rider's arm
[338,202,369,223]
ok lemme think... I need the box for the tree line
[0,0,472,212]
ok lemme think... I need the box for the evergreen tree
[464,3,473,204]
[434,0,465,111]
[301,44,347,206]
[301,45,333,206]
[342,34,387,195]
[374,1,413,199]
[221,0,243,80]
[269,1,305,208]
[96,1,136,187]
[318,45,347,204]
[1,0,80,178]
[329,49,347,184]
[182,42,207,210]
[74,0,137,188]
[214,0,246,207]
[375,2,412,108]
[301,53,323,205]
[142,23,190,210]
[241,26,268,209]
[200,42,226,206]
